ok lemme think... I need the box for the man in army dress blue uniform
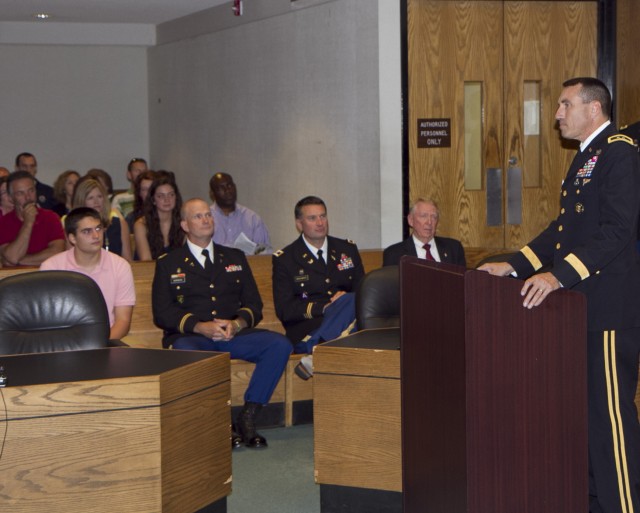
[152,198,291,449]
[481,77,640,513]
[273,196,365,379]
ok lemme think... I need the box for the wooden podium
[401,258,588,513]
[0,348,231,513]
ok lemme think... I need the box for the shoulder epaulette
[158,253,168,260]
[346,239,356,245]
[620,124,629,130]
[274,249,284,257]
[608,134,634,146]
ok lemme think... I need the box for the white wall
[379,0,403,247]
[0,45,149,190]
[148,0,385,250]
[0,0,403,249]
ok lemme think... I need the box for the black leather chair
[319,265,401,354]
[0,270,115,354]
[356,265,400,329]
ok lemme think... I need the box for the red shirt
[0,208,65,254]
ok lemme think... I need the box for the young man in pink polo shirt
[41,207,136,340]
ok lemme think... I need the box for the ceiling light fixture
[33,13,51,20]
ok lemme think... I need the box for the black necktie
[317,249,326,267]
[201,248,213,272]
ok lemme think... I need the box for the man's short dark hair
[64,207,103,236]
[294,196,326,219]
[7,171,36,194]
[127,158,147,172]
[15,152,36,168]
[563,77,612,118]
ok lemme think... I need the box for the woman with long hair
[85,168,114,201]
[52,170,80,216]
[134,174,184,260]
[125,170,156,232]
[71,176,132,261]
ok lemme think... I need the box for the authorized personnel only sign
[417,118,451,148]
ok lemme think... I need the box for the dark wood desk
[313,328,401,513]
[0,348,231,513]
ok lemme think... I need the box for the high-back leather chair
[319,265,400,356]
[356,265,400,329]
[0,270,112,354]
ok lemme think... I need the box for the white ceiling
[0,0,231,25]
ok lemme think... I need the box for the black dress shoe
[231,425,243,449]
[236,402,268,449]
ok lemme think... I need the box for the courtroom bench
[125,250,383,426]
[0,249,383,427]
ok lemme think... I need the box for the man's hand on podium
[478,262,560,309]
[520,272,560,309]
[477,261,514,276]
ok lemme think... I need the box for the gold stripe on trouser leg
[604,330,634,513]
[338,319,357,339]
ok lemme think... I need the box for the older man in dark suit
[383,198,466,267]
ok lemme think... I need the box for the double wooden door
[407,0,597,250]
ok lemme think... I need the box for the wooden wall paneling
[503,1,597,248]
[407,0,505,248]
[616,0,640,125]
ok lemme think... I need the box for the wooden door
[407,1,597,252]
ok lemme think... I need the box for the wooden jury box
[0,348,231,513]
[313,329,401,493]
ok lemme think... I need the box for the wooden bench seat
[0,249,383,427]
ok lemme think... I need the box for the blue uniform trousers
[588,327,640,513]
[294,292,357,354]
[173,330,292,405]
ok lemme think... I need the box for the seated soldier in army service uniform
[152,198,292,449]
[272,195,365,380]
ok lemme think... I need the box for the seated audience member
[0,171,65,266]
[272,196,364,379]
[72,177,132,262]
[40,208,136,340]
[0,167,9,178]
[0,176,14,217]
[152,198,291,448]
[383,198,466,267]
[14,152,61,211]
[113,158,148,217]
[209,172,272,254]
[85,168,115,202]
[134,174,184,260]
[125,170,156,232]
[52,170,80,216]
